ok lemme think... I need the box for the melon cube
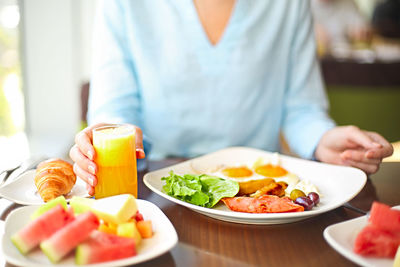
[108,222,118,232]
[117,222,142,246]
[70,196,95,215]
[137,220,153,238]
[98,222,116,235]
[91,194,137,224]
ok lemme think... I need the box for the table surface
[2,159,399,267]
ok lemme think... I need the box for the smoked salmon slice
[222,195,304,213]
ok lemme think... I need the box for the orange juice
[92,125,137,199]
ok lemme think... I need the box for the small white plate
[2,199,178,267]
[324,205,400,267]
[144,147,367,224]
[0,170,89,205]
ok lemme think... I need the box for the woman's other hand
[69,123,145,195]
[314,126,393,174]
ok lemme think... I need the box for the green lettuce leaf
[161,171,239,208]
[199,175,239,208]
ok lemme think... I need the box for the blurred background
[0,0,399,169]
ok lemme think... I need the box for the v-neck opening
[189,0,242,50]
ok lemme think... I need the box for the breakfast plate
[2,199,178,267]
[323,205,400,267]
[0,170,89,205]
[144,147,367,224]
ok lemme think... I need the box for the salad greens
[161,171,239,208]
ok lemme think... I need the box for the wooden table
[2,160,400,267]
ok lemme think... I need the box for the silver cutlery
[343,202,368,215]
[0,165,22,186]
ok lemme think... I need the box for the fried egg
[207,153,320,197]
[208,154,299,186]
[210,165,263,182]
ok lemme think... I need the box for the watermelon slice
[40,211,99,263]
[354,224,400,258]
[354,201,400,258]
[11,204,74,254]
[75,230,136,265]
[369,202,400,232]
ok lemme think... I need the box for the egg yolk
[221,166,253,178]
[254,164,288,177]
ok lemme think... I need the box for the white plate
[2,199,178,267]
[143,147,367,224]
[0,170,89,205]
[323,205,400,267]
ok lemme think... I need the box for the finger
[342,159,380,174]
[75,131,96,161]
[134,126,145,159]
[340,149,381,165]
[344,126,382,150]
[85,182,94,196]
[75,123,110,160]
[316,147,344,165]
[69,144,97,175]
[365,147,394,160]
[73,163,97,187]
[365,132,394,159]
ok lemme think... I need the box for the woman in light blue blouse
[70,0,392,195]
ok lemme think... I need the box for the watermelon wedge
[369,202,400,232]
[354,201,400,258]
[354,224,400,258]
[75,230,136,265]
[40,211,99,263]
[11,204,74,254]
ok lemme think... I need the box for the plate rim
[143,146,367,224]
[2,199,178,267]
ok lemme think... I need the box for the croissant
[34,158,77,202]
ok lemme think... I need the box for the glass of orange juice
[92,124,137,199]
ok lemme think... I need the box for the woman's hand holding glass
[69,123,145,196]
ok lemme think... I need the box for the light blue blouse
[88,0,336,159]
